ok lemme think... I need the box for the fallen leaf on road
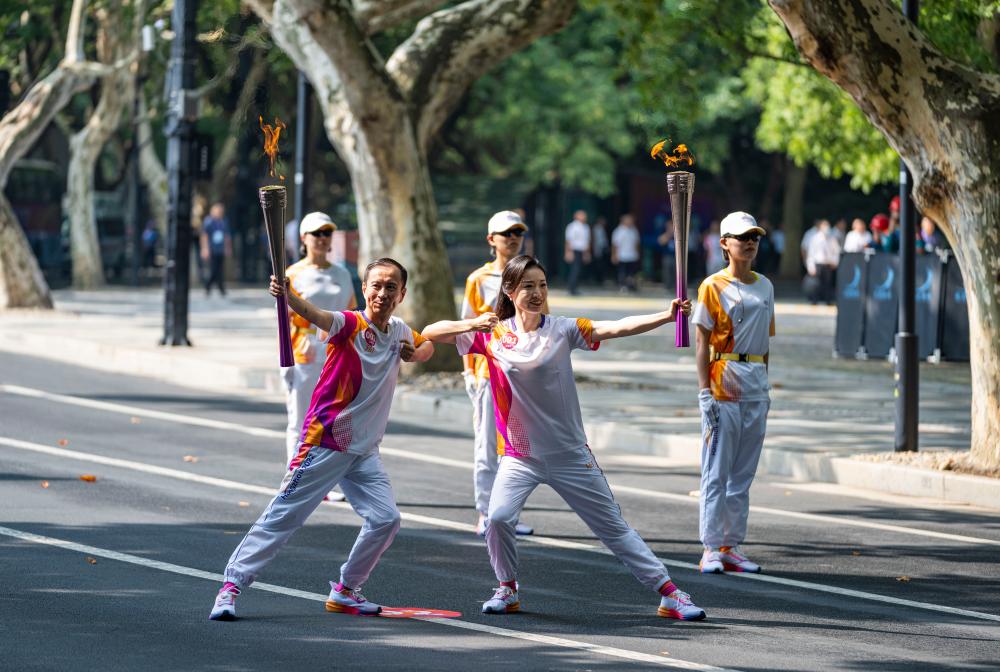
[852,550,861,556]
[183,455,199,463]
[40,481,49,489]
[238,501,250,507]
[896,575,911,583]
[79,474,97,482]
[58,439,69,446]
[130,417,142,424]
[86,557,97,565]
[772,382,784,389]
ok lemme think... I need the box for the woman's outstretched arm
[421,313,498,344]
[590,299,691,342]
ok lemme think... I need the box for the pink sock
[658,581,678,597]
[500,580,517,591]
[221,581,240,595]
[334,582,349,593]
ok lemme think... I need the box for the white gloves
[699,388,720,427]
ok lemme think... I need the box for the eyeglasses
[724,232,760,243]
[308,229,334,238]
[494,229,524,238]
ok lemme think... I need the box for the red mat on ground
[377,607,462,619]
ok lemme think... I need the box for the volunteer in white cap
[691,211,774,575]
[461,211,536,536]
[282,212,357,501]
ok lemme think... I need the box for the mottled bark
[137,92,168,236]
[67,4,138,288]
[247,0,576,369]
[769,0,1000,467]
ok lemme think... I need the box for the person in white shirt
[805,220,841,304]
[422,256,706,622]
[209,258,434,622]
[611,214,641,293]
[843,218,873,254]
[693,212,774,576]
[564,210,591,296]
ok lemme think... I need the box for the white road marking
[3,383,996,547]
[2,436,999,624]
[0,525,737,672]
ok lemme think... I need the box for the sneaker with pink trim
[658,589,706,621]
[325,581,381,615]
[209,586,239,621]
[719,546,761,573]
[482,585,520,614]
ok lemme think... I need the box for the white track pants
[486,447,671,592]
[283,361,324,464]
[467,377,499,515]
[224,447,400,590]
[699,400,769,549]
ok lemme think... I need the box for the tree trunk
[768,0,1000,467]
[67,6,134,288]
[779,159,807,279]
[137,91,168,236]
[0,195,53,308]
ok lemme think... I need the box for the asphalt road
[1,352,998,671]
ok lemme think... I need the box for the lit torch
[651,140,696,348]
[259,116,294,367]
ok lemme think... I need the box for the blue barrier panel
[834,253,867,357]
[863,254,899,359]
[914,254,941,359]
[940,254,970,362]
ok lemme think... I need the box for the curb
[1,333,995,511]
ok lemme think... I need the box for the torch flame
[650,140,695,169]
[259,116,287,179]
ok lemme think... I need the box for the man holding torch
[692,211,774,575]
[209,258,434,621]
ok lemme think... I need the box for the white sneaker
[209,587,239,621]
[515,522,534,536]
[476,516,488,536]
[325,581,381,615]
[719,546,761,573]
[700,548,724,574]
[482,585,520,614]
[658,589,706,621]
[325,490,347,502]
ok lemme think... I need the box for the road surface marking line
[2,436,999,624]
[3,383,996,547]
[0,525,737,672]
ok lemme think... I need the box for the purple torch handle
[675,272,690,348]
[275,293,294,367]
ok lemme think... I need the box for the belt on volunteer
[713,352,765,363]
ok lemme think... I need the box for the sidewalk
[0,285,992,509]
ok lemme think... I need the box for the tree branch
[387,0,577,153]
[357,0,450,34]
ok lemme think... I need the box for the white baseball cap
[487,210,527,235]
[720,211,765,238]
[299,211,337,236]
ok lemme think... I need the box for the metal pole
[294,71,310,224]
[161,0,197,346]
[894,0,919,452]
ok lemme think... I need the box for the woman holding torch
[282,212,356,500]
[692,211,774,575]
[422,255,706,621]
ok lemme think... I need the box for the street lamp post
[894,0,919,452]
[161,0,197,346]
[294,71,310,224]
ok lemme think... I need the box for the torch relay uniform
[282,258,356,462]
[212,310,425,619]
[457,316,704,619]
[692,269,774,570]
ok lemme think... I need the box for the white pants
[699,400,769,549]
[283,360,324,464]
[467,376,499,515]
[486,447,671,592]
[224,447,401,590]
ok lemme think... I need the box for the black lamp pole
[894,0,919,452]
[294,71,310,225]
[161,0,197,346]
